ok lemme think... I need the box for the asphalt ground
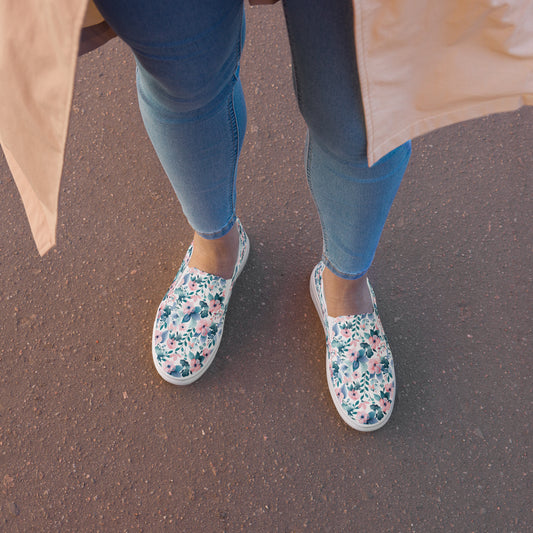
[0,4,531,532]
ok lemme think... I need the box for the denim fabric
[283,0,411,278]
[93,0,411,278]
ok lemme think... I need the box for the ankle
[322,267,373,317]
[188,224,239,279]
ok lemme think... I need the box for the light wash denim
[94,0,411,279]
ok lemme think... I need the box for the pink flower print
[196,319,210,336]
[368,335,381,350]
[355,411,369,424]
[188,280,198,291]
[154,331,164,344]
[347,345,359,361]
[202,347,211,359]
[379,398,391,413]
[183,300,195,314]
[348,389,361,402]
[335,387,345,401]
[163,361,175,374]
[340,327,351,338]
[368,358,382,375]
[352,369,362,382]
[166,337,177,350]
[190,359,201,373]
[209,299,222,314]
[384,382,394,395]
[177,323,187,333]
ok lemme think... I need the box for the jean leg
[93,0,246,238]
[283,0,411,279]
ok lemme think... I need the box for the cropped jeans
[93,0,411,279]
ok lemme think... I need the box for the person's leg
[93,0,245,278]
[93,0,250,384]
[283,0,410,430]
[282,0,411,315]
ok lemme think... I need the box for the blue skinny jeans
[93,0,411,279]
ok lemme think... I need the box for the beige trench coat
[1,0,531,255]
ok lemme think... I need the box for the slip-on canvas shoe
[152,219,249,385]
[310,262,396,431]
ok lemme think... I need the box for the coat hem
[368,95,532,166]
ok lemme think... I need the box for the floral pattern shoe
[310,262,396,431]
[152,219,249,385]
